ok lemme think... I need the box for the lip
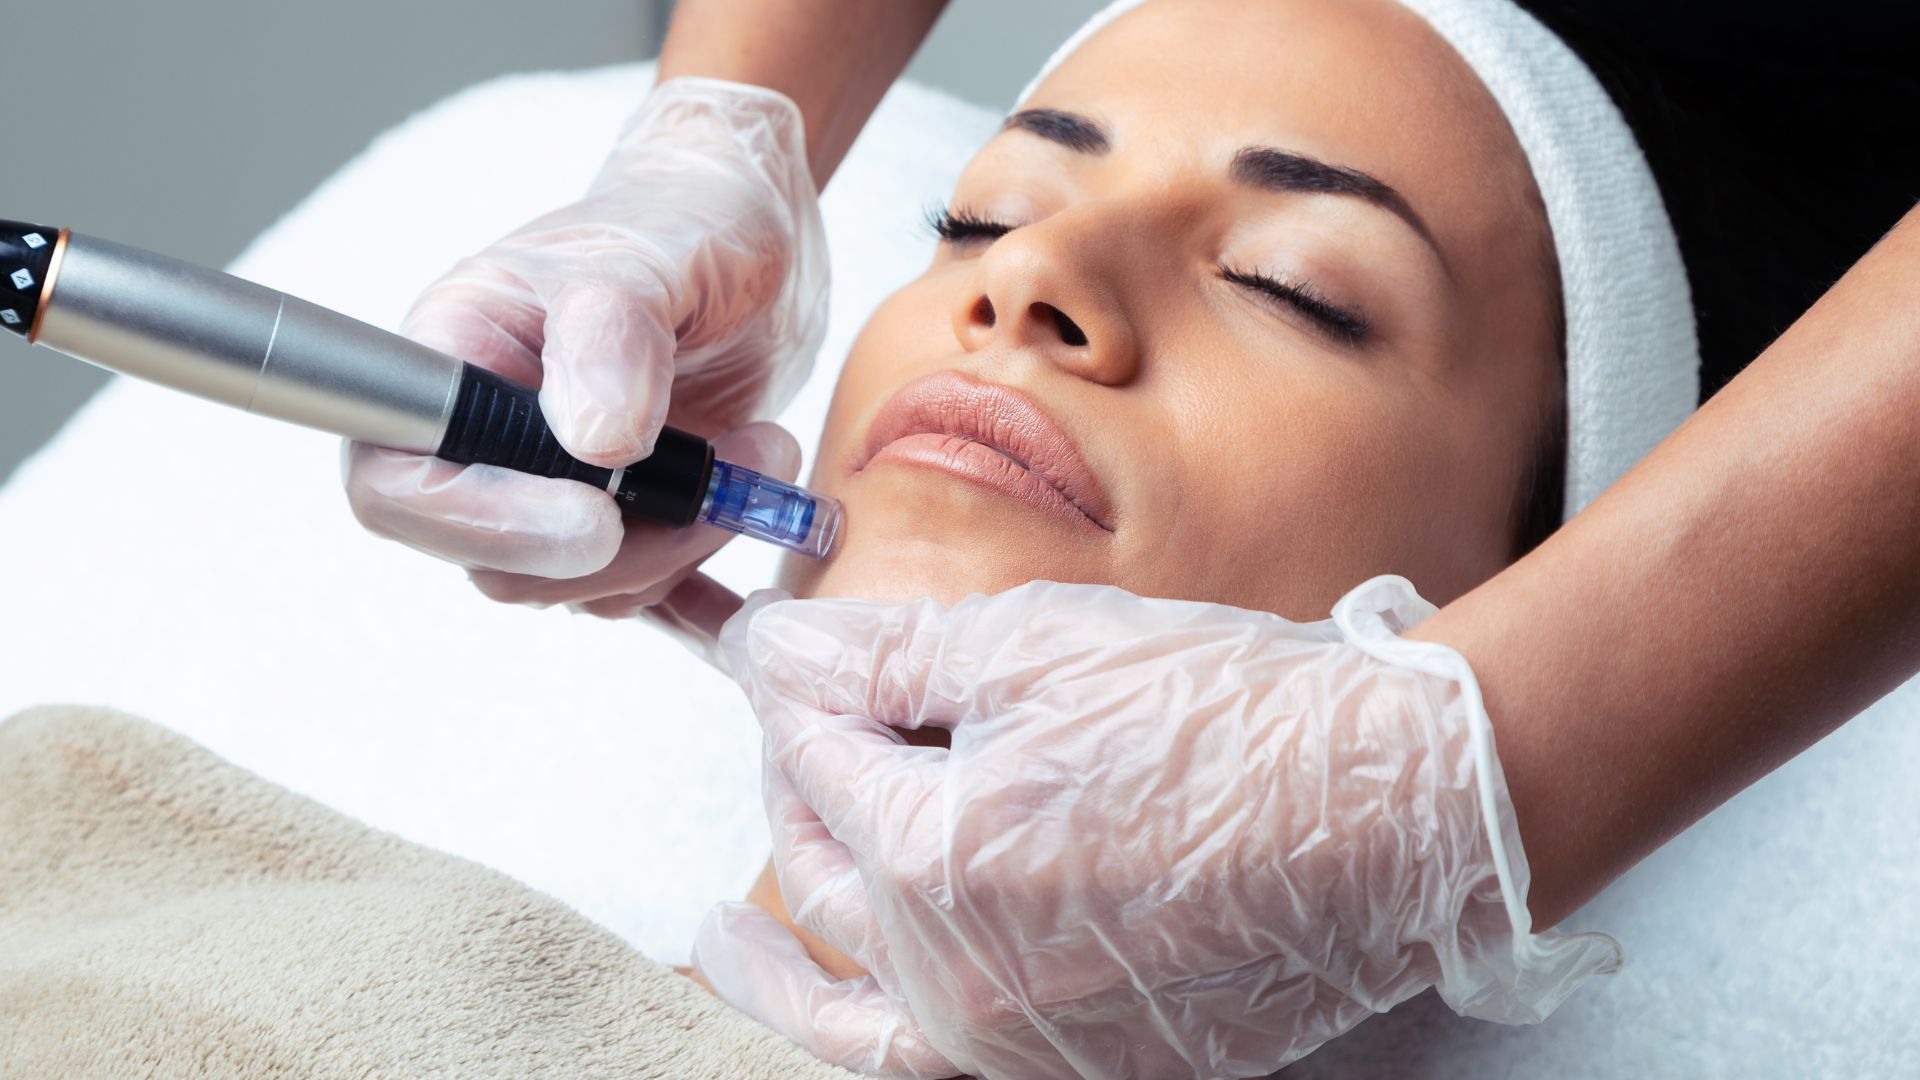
[851,371,1116,533]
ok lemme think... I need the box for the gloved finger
[631,573,745,669]
[763,765,888,976]
[469,512,713,610]
[761,707,944,874]
[537,277,678,466]
[692,902,957,1079]
[716,586,798,681]
[466,422,800,610]
[399,259,547,388]
[729,582,1214,733]
[341,440,623,579]
[723,591,960,732]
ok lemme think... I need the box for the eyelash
[1218,267,1373,345]
[927,206,1014,243]
[926,204,1373,346]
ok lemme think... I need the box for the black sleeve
[1513,0,1920,401]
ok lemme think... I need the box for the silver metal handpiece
[4,221,842,558]
[33,232,460,453]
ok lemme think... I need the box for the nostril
[1037,303,1089,347]
[971,295,997,329]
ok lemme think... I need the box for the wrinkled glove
[695,576,1621,1079]
[344,76,827,603]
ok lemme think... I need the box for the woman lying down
[681,0,1687,1071]
[354,0,1713,1074]
[729,0,1578,990]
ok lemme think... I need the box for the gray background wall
[0,1,1104,484]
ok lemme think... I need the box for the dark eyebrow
[1002,110,1445,271]
[1003,108,1110,154]
[1230,146,1444,266]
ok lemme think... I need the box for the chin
[780,531,1065,606]
[776,479,1109,605]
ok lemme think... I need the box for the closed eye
[1220,266,1372,345]
[929,205,1372,346]
[928,205,1016,244]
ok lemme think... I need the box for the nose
[950,216,1140,386]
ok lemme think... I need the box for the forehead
[1020,0,1540,273]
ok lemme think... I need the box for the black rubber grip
[0,220,59,338]
[436,364,714,528]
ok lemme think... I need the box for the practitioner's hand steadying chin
[693,579,1620,1080]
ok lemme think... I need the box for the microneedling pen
[0,221,840,559]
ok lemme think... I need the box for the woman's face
[781,0,1559,620]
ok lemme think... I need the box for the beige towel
[0,705,857,1079]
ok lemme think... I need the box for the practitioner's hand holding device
[694,581,1619,1079]
[344,77,829,620]
[4,77,832,645]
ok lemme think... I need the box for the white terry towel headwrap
[1021,0,1700,522]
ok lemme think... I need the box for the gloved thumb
[538,278,678,467]
[715,585,797,682]
[722,591,967,735]
[692,902,958,1078]
[398,259,546,388]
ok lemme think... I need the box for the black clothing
[1515,1,1920,400]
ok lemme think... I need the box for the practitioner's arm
[657,0,947,185]
[1409,201,1920,927]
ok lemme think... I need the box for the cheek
[1113,359,1470,618]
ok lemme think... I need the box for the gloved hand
[343,76,828,610]
[694,577,1621,1079]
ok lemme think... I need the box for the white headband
[1019,0,1699,522]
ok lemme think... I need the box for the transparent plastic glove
[701,576,1623,1079]
[344,76,827,591]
